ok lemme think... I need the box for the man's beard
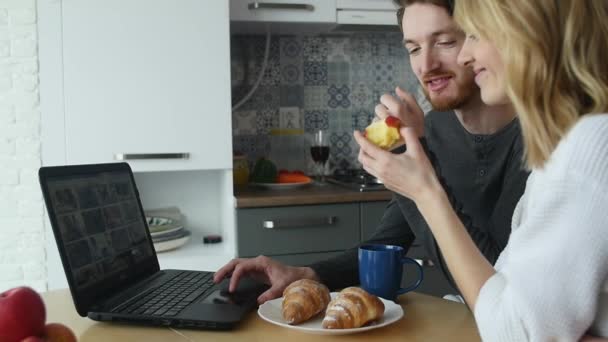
[421,72,476,111]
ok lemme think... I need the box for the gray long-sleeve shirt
[309,110,530,292]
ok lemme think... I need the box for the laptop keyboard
[115,271,215,317]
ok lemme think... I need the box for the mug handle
[397,257,424,295]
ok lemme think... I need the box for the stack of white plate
[146,216,191,252]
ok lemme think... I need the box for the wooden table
[42,289,480,341]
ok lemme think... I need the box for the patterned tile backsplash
[231,33,427,174]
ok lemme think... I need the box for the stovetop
[327,169,386,192]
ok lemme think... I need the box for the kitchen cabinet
[336,0,399,26]
[236,200,390,266]
[39,0,237,290]
[233,185,392,266]
[360,201,390,240]
[230,0,338,34]
[235,199,454,297]
[47,0,232,172]
[236,203,360,261]
[230,0,337,24]
[233,186,453,297]
[230,0,399,30]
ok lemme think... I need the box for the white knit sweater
[474,114,608,341]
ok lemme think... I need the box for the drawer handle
[114,153,190,161]
[414,258,435,267]
[263,216,336,229]
[248,2,315,11]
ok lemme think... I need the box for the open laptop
[39,162,266,330]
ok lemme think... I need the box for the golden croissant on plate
[322,287,385,329]
[281,279,331,325]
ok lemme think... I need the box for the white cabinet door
[62,0,232,172]
[230,0,336,23]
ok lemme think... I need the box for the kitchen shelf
[156,233,234,272]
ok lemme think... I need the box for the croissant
[322,287,385,329]
[281,279,331,325]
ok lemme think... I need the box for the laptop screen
[40,163,160,314]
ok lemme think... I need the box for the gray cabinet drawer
[360,201,390,241]
[237,203,360,257]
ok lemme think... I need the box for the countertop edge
[234,186,393,208]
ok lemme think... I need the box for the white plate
[153,233,191,253]
[146,216,174,226]
[250,181,311,190]
[257,292,404,335]
[149,225,184,237]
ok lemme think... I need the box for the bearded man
[214,0,529,303]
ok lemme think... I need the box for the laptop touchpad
[203,277,268,306]
[202,290,243,305]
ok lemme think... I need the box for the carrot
[277,173,310,184]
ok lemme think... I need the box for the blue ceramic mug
[358,244,424,300]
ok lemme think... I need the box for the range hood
[230,0,399,35]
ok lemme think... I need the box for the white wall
[0,0,46,293]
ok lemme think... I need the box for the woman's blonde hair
[454,1,608,169]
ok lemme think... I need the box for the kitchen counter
[234,183,392,208]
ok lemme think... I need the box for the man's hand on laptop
[213,256,320,304]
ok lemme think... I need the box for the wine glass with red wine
[310,130,330,184]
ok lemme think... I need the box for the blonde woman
[354,0,608,340]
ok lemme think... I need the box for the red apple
[43,323,77,342]
[0,287,46,342]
